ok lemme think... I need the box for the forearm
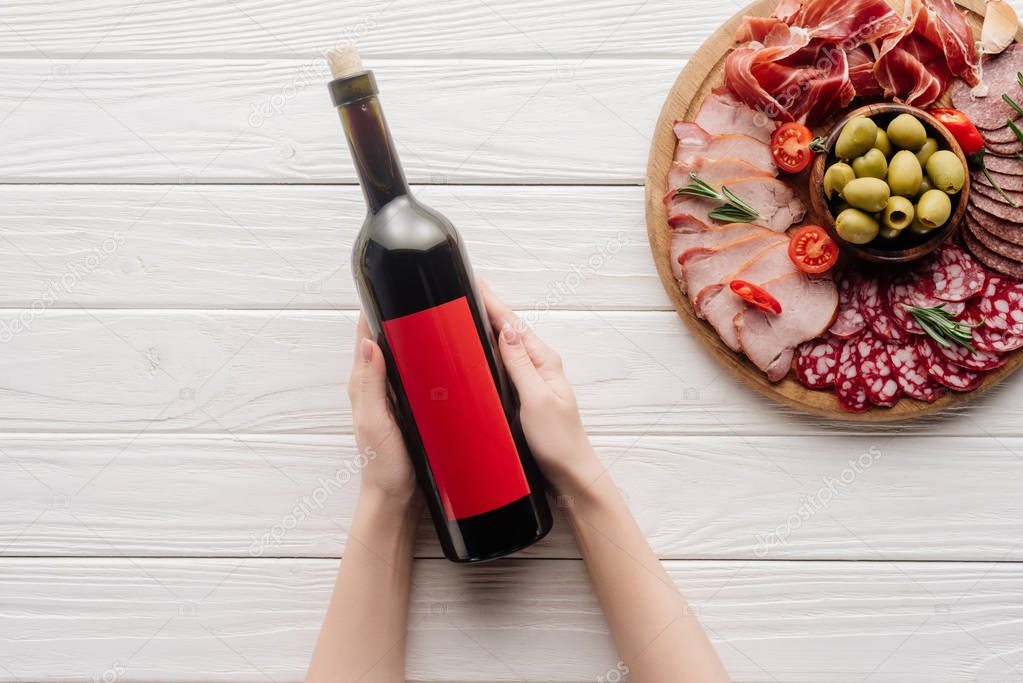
[562,455,729,683]
[306,489,419,683]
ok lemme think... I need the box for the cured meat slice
[965,214,1023,264]
[666,176,806,232]
[735,272,839,382]
[951,44,1023,130]
[671,122,776,172]
[667,157,775,193]
[859,276,910,342]
[835,338,870,412]
[964,229,1023,280]
[828,273,866,338]
[889,276,966,334]
[857,332,902,406]
[694,89,775,143]
[973,169,1023,195]
[698,242,797,350]
[723,23,855,125]
[977,277,1023,334]
[972,175,1023,206]
[966,204,1023,247]
[987,140,1023,157]
[974,326,1023,353]
[979,155,1023,175]
[668,219,771,282]
[680,233,787,300]
[907,0,978,86]
[918,338,985,391]
[888,342,946,402]
[773,0,906,45]
[874,30,950,106]
[795,338,841,389]
[933,340,1006,371]
[916,244,986,301]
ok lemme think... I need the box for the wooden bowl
[809,103,970,264]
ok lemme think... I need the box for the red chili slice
[729,279,782,315]
[788,225,838,274]
[770,122,815,173]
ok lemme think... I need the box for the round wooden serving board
[645,0,1023,421]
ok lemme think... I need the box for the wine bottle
[326,47,552,563]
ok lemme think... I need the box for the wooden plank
[0,0,732,58]
[4,434,1023,561]
[2,557,1021,681]
[0,58,678,183]
[0,309,1022,435]
[0,184,664,310]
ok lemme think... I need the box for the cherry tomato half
[788,224,839,274]
[929,108,985,157]
[729,279,783,315]
[770,122,815,173]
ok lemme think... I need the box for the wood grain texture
[5,309,1023,435]
[2,557,1022,682]
[4,433,1023,561]
[0,58,678,183]
[0,0,733,58]
[0,184,663,310]
[644,0,1023,421]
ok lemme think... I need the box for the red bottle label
[382,296,531,520]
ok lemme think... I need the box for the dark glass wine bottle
[327,49,552,563]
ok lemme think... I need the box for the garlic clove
[981,0,1019,55]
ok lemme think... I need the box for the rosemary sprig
[1006,91,1023,119]
[902,303,983,352]
[674,172,760,223]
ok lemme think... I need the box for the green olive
[841,177,891,213]
[875,129,892,158]
[852,148,888,179]
[925,149,965,193]
[835,207,880,244]
[915,137,939,167]
[878,225,901,239]
[916,189,952,228]
[908,216,936,235]
[887,149,923,196]
[835,116,879,160]
[916,176,933,197]
[823,162,856,200]
[887,113,927,150]
[883,195,915,231]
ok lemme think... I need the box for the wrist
[545,444,607,502]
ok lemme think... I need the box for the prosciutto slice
[776,0,906,45]
[909,0,980,85]
[874,31,951,105]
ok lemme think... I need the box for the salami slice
[978,277,1023,334]
[951,45,1023,130]
[888,342,946,403]
[856,333,901,407]
[835,338,870,412]
[933,340,1007,371]
[828,273,866,338]
[916,244,986,301]
[887,275,964,335]
[858,277,909,342]
[795,338,841,389]
[918,338,985,392]
[974,326,1023,353]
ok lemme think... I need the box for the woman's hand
[479,282,602,494]
[347,314,418,505]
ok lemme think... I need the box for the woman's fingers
[349,313,389,415]
[496,321,547,397]
[479,280,565,382]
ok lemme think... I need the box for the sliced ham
[667,157,776,193]
[697,242,798,350]
[668,218,774,283]
[735,272,840,382]
[680,233,789,303]
[672,122,775,172]
[693,89,775,143]
[666,176,806,232]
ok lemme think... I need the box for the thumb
[358,338,391,412]
[498,322,545,397]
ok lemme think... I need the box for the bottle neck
[335,82,409,213]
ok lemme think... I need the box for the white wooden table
[1,1,1022,680]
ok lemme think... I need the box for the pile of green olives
[822,113,964,246]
